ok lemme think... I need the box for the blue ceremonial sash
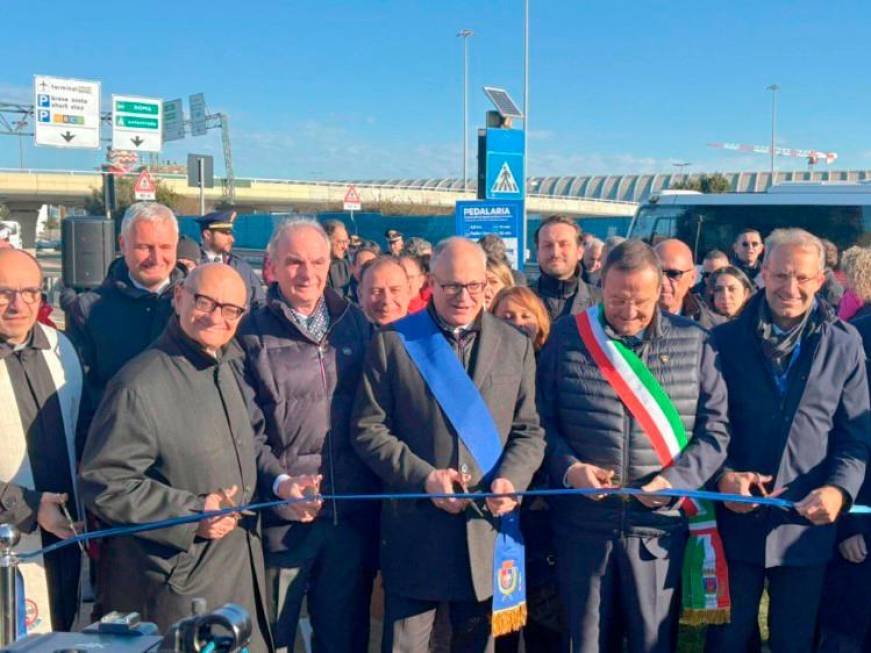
[393,309,527,635]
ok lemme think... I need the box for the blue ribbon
[17,486,868,562]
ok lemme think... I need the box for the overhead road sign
[456,200,524,269]
[112,94,162,152]
[134,170,157,201]
[163,98,185,142]
[33,75,101,149]
[189,93,208,136]
[343,185,362,212]
[483,86,524,119]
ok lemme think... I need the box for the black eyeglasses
[662,269,692,280]
[740,241,762,248]
[0,287,41,308]
[434,279,487,297]
[185,289,246,321]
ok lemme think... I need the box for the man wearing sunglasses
[655,239,725,330]
[731,228,765,287]
[80,263,295,653]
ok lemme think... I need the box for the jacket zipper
[317,346,339,525]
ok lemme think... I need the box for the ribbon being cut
[574,305,731,625]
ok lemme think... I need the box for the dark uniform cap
[196,210,237,231]
[385,229,403,242]
[177,235,201,262]
[349,234,363,247]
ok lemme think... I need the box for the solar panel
[483,86,524,119]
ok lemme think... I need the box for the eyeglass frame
[432,276,487,297]
[0,287,42,308]
[184,288,246,321]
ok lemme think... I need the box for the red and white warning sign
[343,185,362,212]
[134,169,157,201]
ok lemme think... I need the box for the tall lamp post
[767,83,780,178]
[673,161,692,181]
[458,29,474,191]
[522,0,529,263]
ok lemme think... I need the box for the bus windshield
[631,203,871,257]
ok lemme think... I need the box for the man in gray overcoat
[352,237,545,653]
[80,264,301,653]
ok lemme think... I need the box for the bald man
[655,239,725,330]
[0,250,86,634]
[353,237,545,652]
[80,263,299,653]
[359,256,412,326]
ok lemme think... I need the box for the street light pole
[767,83,779,179]
[457,29,474,191]
[673,161,692,180]
[522,0,529,264]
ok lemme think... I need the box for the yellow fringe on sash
[680,608,731,626]
[491,602,528,636]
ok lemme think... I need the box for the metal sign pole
[0,524,21,646]
[198,158,205,216]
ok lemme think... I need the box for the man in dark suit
[706,229,870,653]
[352,237,545,653]
[197,211,265,307]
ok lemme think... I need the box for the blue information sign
[456,199,524,269]
[484,128,525,201]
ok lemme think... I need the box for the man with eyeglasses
[322,219,353,300]
[730,228,765,287]
[692,250,729,303]
[353,237,545,652]
[655,239,725,330]
[80,263,301,653]
[236,218,377,652]
[197,211,265,307]
[0,249,87,634]
[706,229,870,653]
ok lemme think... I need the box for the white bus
[627,183,871,258]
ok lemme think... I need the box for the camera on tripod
[0,600,252,653]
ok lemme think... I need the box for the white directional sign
[33,75,101,149]
[112,95,163,152]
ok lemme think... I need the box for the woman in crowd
[483,257,515,310]
[398,253,430,313]
[709,266,754,319]
[491,286,550,351]
[838,246,871,322]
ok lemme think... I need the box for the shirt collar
[0,324,50,360]
[129,273,171,295]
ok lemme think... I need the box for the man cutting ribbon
[352,237,545,653]
[538,240,731,653]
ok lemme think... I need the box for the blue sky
[3,1,871,180]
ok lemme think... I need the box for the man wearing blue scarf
[352,237,545,653]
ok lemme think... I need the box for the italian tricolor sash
[574,305,731,625]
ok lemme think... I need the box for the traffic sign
[134,170,157,201]
[113,95,163,152]
[163,98,185,142]
[343,185,362,212]
[189,93,208,136]
[33,75,101,149]
[482,128,525,201]
[455,200,524,269]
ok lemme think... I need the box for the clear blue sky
[3,1,871,180]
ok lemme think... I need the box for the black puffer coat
[235,285,377,553]
[532,267,601,321]
[537,308,730,538]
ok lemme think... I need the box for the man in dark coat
[79,264,297,653]
[236,218,377,652]
[655,239,726,330]
[538,240,730,653]
[197,211,265,307]
[0,250,86,633]
[324,218,353,299]
[817,313,871,651]
[352,237,545,653]
[66,202,184,404]
[532,216,600,321]
[729,227,764,287]
[706,229,870,653]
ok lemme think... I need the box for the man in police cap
[386,229,405,257]
[197,211,265,306]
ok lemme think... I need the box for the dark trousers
[382,593,493,653]
[704,561,826,653]
[818,551,871,653]
[265,520,376,653]
[555,533,685,653]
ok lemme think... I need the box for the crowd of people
[0,202,870,653]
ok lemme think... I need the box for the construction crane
[707,142,838,168]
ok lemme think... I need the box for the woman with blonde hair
[491,286,551,352]
[839,246,871,321]
[483,257,515,309]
